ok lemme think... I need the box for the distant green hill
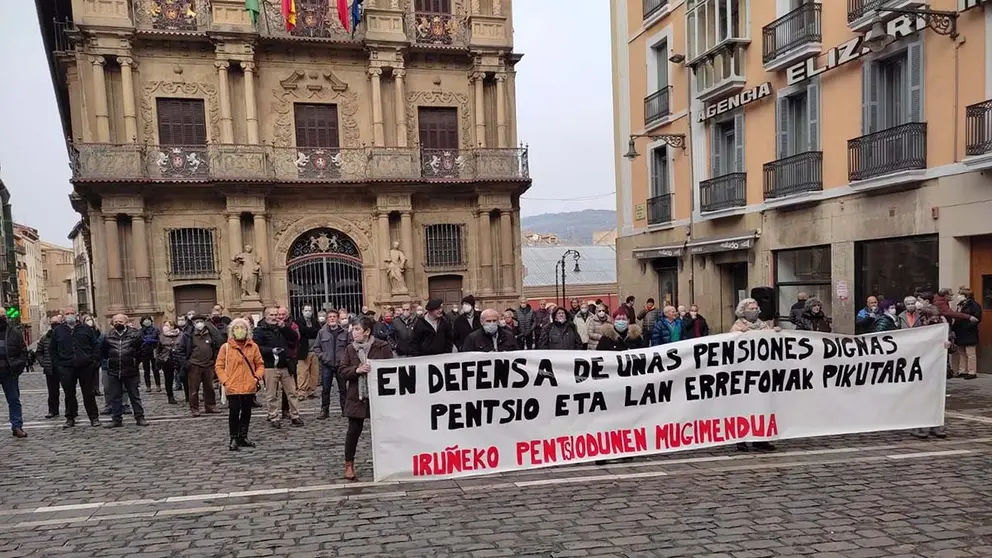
[521,209,616,245]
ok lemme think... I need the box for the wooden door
[156,98,207,146]
[428,275,463,307]
[294,103,340,148]
[969,236,992,373]
[173,284,217,317]
[418,107,459,149]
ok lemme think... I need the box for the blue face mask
[614,320,628,332]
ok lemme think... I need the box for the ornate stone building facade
[38,0,528,321]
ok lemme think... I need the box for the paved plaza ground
[2,371,992,557]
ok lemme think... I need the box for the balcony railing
[132,0,210,32]
[52,18,76,55]
[699,173,747,212]
[408,10,469,47]
[257,0,364,42]
[847,122,927,182]
[70,143,530,182]
[647,193,673,225]
[847,0,898,24]
[966,100,992,157]
[762,2,821,64]
[763,151,823,200]
[644,87,672,126]
[644,0,669,20]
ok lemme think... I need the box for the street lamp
[555,249,582,310]
[624,133,686,160]
[863,8,958,52]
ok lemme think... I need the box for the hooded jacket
[595,324,644,351]
[537,320,583,351]
[795,298,831,333]
[215,327,265,396]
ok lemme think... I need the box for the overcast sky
[0,0,615,246]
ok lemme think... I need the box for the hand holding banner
[369,326,948,482]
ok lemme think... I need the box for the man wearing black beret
[411,298,455,356]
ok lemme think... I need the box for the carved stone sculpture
[232,244,262,298]
[385,240,408,294]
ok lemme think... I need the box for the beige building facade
[39,0,528,322]
[13,224,45,342]
[68,220,94,315]
[612,0,992,365]
[41,241,76,325]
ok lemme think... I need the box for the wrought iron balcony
[966,99,992,157]
[132,0,210,32]
[763,151,823,200]
[646,193,673,225]
[847,0,914,24]
[847,122,927,182]
[762,2,821,65]
[699,172,747,212]
[70,143,530,183]
[644,87,672,127]
[257,0,363,42]
[643,0,669,20]
[408,10,469,47]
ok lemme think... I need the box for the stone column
[377,212,391,296]
[216,61,234,144]
[252,213,271,302]
[393,69,408,147]
[91,56,111,142]
[118,57,138,142]
[103,215,124,310]
[499,210,514,293]
[130,214,153,308]
[369,67,385,147]
[227,213,242,259]
[241,62,260,144]
[496,72,508,148]
[400,210,414,293]
[477,210,493,294]
[472,72,486,148]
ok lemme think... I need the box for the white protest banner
[369,325,948,482]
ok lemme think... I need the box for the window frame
[166,228,218,278]
[423,223,466,270]
[773,245,832,327]
[294,103,341,149]
[156,98,208,147]
[710,110,745,177]
[649,145,671,197]
[775,77,820,159]
[862,38,924,134]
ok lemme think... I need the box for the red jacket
[934,294,971,322]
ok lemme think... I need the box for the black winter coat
[253,321,299,369]
[101,326,143,377]
[37,330,55,375]
[952,299,983,346]
[538,321,583,351]
[411,315,454,356]
[0,324,28,377]
[452,312,482,350]
[595,324,645,351]
[517,306,536,336]
[795,311,832,333]
[294,317,320,356]
[461,327,519,353]
[339,339,393,419]
[682,314,710,339]
[393,315,417,356]
[51,322,100,370]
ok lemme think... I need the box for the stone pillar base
[233,295,265,316]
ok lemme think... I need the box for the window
[65,280,72,295]
[418,107,459,149]
[650,147,669,196]
[166,228,217,277]
[156,98,207,146]
[686,0,748,63]
[693,45,746,98]
[710,113,744,176]
[43,270,48,281]
[653,40,669,91]
[775,246,831,328]
[294,104,340,148]
[776,80,820,158]
[854,235,937,311]
[863,41,923,134]
[424,224,465,268]
[415,0,450,12]
[644,0,669,20]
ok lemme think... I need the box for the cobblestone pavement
[2,372,992,557]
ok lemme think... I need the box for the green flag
[245,0,259,25]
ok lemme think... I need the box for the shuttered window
[415,0,451,12]
[863,40,924,134]
[650,147,669,196]
[294,104,340,148]
[775,78,820,158]
[156,98,207,146]
[418,107,459,149]
[710,112,744,176]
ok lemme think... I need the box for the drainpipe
[684,63,696,303]
[953,35,965,162]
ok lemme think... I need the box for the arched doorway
[286,228,364,317]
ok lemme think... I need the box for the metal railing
[257,0,364,41]
[763,151,823,199]
[643,0,669,20]
[424,223,467,271]
[847,0,897,23]
[132,0,211,32]
[166,228,219,278]
[966,99,992,156]
[699,172,747,212]
[70,143,531,182]
[644,86,672,126]
[762,2,821,63]
[408,10,469,47]
[52,18,76,54]
[847,122,927,182]
[647,193,673,225]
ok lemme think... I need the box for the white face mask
[462,304,473,314]
[318,315,326,324]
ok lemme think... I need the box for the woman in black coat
[538,307,583,350]
[952,288,982,379]
[595,312,644,351]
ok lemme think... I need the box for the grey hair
[903,296,918,305]
[735,298,758,318]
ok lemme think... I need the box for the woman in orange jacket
[215,317,265,451]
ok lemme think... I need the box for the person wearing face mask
[173,315,189,395]
[209,310,229,338]
[897,296,925,329]
[572,302,592,348]
[81,315,104,398]
[137,316,160,393]
[538,307,583,350]
[373,308,397,354]
[254,307,303,428]
[393,303,417,357]
[339,315,393,481]
[294,305,321,401]
[415,305,425,317]
[215,318,265,451]
[452,296,482,351]
[178,314,225,417]
[502,309,520,340]
[569,298,582,317]
[461,309,518,353]
[313,309,350,419]
[52,306,102,428]
[620,296,637,323]
[872,300,900,332]
[38,315,62,420]
[729,298,780,333]
[855,296,880,335]
[154,321,182,405]
[650,306,684,347]
[951,288,982,380]
[0,306,29,438]
[682,305,710,339]
[411,298,455,356]
[100,314,149,428]
[92,317,128,416]
[795,298,831,333]
[516,298,536,350]
[636,298,660,338]
[596,310,644,351]
[585,306,611,350]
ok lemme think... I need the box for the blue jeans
[0,373,23,430]
[320,366,347,415]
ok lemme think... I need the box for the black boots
[237,427,256,448]
[318,409,329,420]
[229,437,240,451]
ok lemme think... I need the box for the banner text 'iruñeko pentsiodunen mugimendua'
[368,326,948,482]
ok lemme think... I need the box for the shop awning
[685,231,758,255]
[633,243,684,259]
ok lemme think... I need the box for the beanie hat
[462,295,476,307]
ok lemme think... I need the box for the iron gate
[286,228,365,317]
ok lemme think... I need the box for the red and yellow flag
[282,0,296,31]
